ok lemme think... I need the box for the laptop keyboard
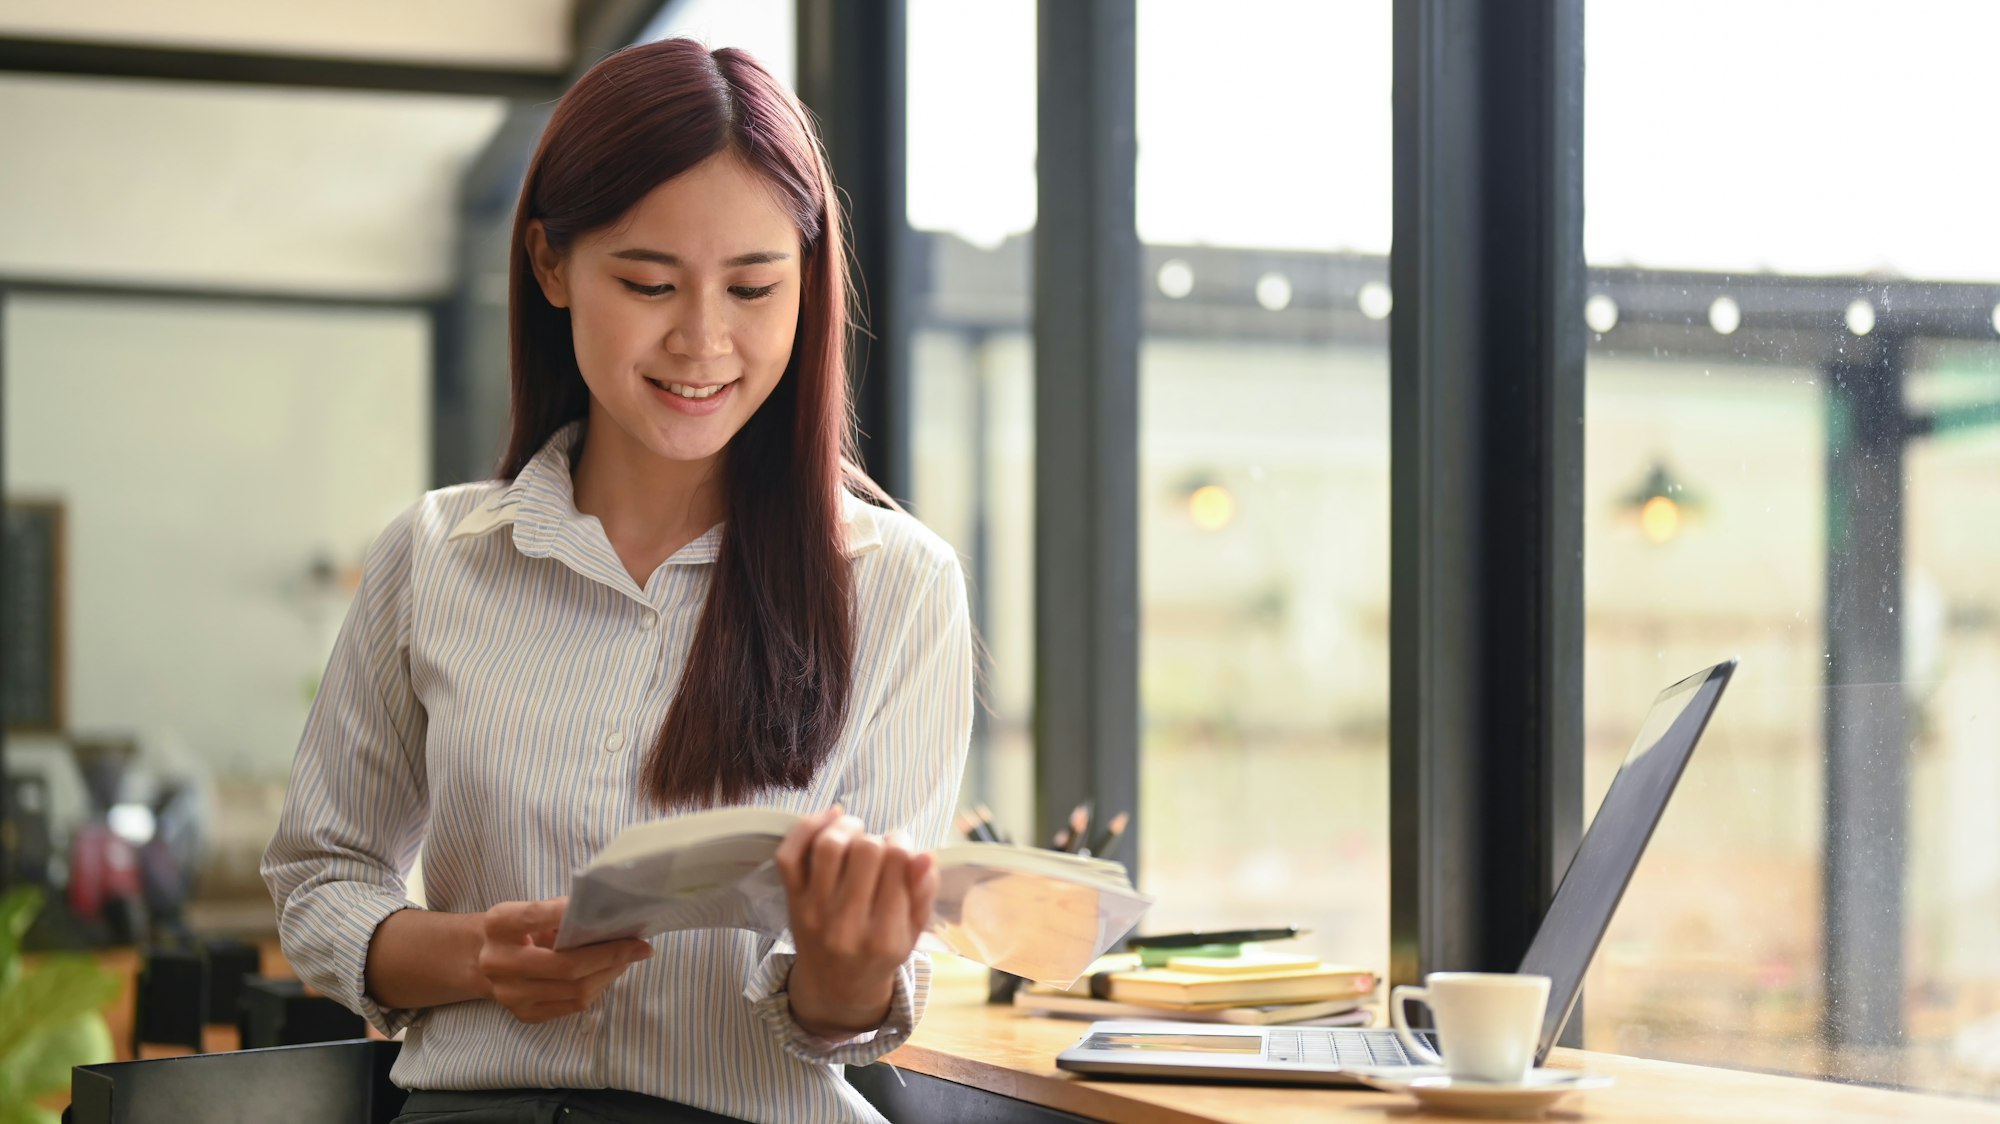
[1263,1029,1419,1067]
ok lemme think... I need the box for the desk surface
[886,964,2000,1123]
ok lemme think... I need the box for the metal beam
[0,2,667,99]
[0,35,563,99]
[437,105,555,486]
[1032,0,1140,875]
[571,0,678,80]
[1389,0,1585,993]
[1821,334,1910,1062]
[795,0,913,501]
[916,232,2000,358]
[0,276,431,312]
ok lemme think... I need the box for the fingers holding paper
[774,806,940,1037]
[474,896,654,1025]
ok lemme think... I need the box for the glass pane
[1133,0,1392,972]
[638,0,795,86]
[905,0,1037,846]
[1584,0,2000,1095]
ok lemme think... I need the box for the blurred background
[2,0,1998,1101]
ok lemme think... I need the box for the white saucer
[1361,1069,1614,1118]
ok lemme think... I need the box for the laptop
[1056,658,1736,1086]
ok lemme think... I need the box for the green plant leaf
[0,890,119,1119]
[0,886,41,943]
[4,1010,113,1102]
[0,886,44,988]
[0,955,122,1066]
[0,1102,63,1124]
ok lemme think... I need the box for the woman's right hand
[471,897,654,1024]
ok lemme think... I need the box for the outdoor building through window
[1580,0,2000,1094]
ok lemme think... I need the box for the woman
[262,38,972,1124]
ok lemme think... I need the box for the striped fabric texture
[262,422,973,1123]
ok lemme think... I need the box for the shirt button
[605,731,627,753]
[639,610,658,631]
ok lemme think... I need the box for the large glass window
[905,0,1038,847]
[1131,0,1392,972]
[1583,1,2000,1093]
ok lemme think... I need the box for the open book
[552,806,1153,988]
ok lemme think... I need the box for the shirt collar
[447,420,886,562]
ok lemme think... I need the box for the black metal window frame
[795,0,912,503]
[1018,0,1588,978]
[1388,0,1585,993]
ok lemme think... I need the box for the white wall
[0,0,571,69]
[4,292,429,781]
[0,75,505,298]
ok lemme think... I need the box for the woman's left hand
[774,805,939,1038]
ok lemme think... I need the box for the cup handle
[1390,984,1444,1066]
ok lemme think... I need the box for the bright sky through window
[904,0,2000,282]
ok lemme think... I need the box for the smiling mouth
[645,378,732,400]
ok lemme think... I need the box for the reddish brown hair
[499,39,858,808]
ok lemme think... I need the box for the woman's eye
[620,280,673,296]
[731,284,779,300]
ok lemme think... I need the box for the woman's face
[529,152,805,465]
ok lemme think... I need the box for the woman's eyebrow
[610,248,793,267]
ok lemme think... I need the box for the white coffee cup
[1391,972,1551,1084]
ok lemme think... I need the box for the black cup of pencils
[956,802,1132,1005]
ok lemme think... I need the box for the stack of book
[1013,949,1379,1027]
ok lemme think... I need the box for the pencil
[962,809,999,844]
[1095,811,1131,861]
[972,802,1009,845]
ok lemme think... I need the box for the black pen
[1126,927,1308,949]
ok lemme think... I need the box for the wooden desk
[883,966,2000,1123]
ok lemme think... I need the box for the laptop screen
[1518,659,1736,1061]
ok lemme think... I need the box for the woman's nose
[666,293,730,359]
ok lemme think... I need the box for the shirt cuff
[351,902,424,1038]
[745,947,928,1066]
[281,883,424,1038]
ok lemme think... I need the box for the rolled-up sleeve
[262,504,430,1037]
[745,554,974,1065]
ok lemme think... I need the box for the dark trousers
[392,1088,747,1124]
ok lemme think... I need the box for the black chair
[130,946,206,1055]
[69,1039,405,1124]
[134,940,346,1054]
[201,937,262,1027]
[65,1041,1051,1124]
[239,978,367,1048]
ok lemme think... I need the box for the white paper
[552,820,1152,986]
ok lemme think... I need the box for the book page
[928,864,1152,987]
[554,830,792,948]
[553,810,1155,983]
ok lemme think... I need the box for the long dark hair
[499,39,858,809]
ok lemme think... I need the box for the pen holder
[986,968,1025,1005]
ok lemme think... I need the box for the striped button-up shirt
[262,422,973,1123]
